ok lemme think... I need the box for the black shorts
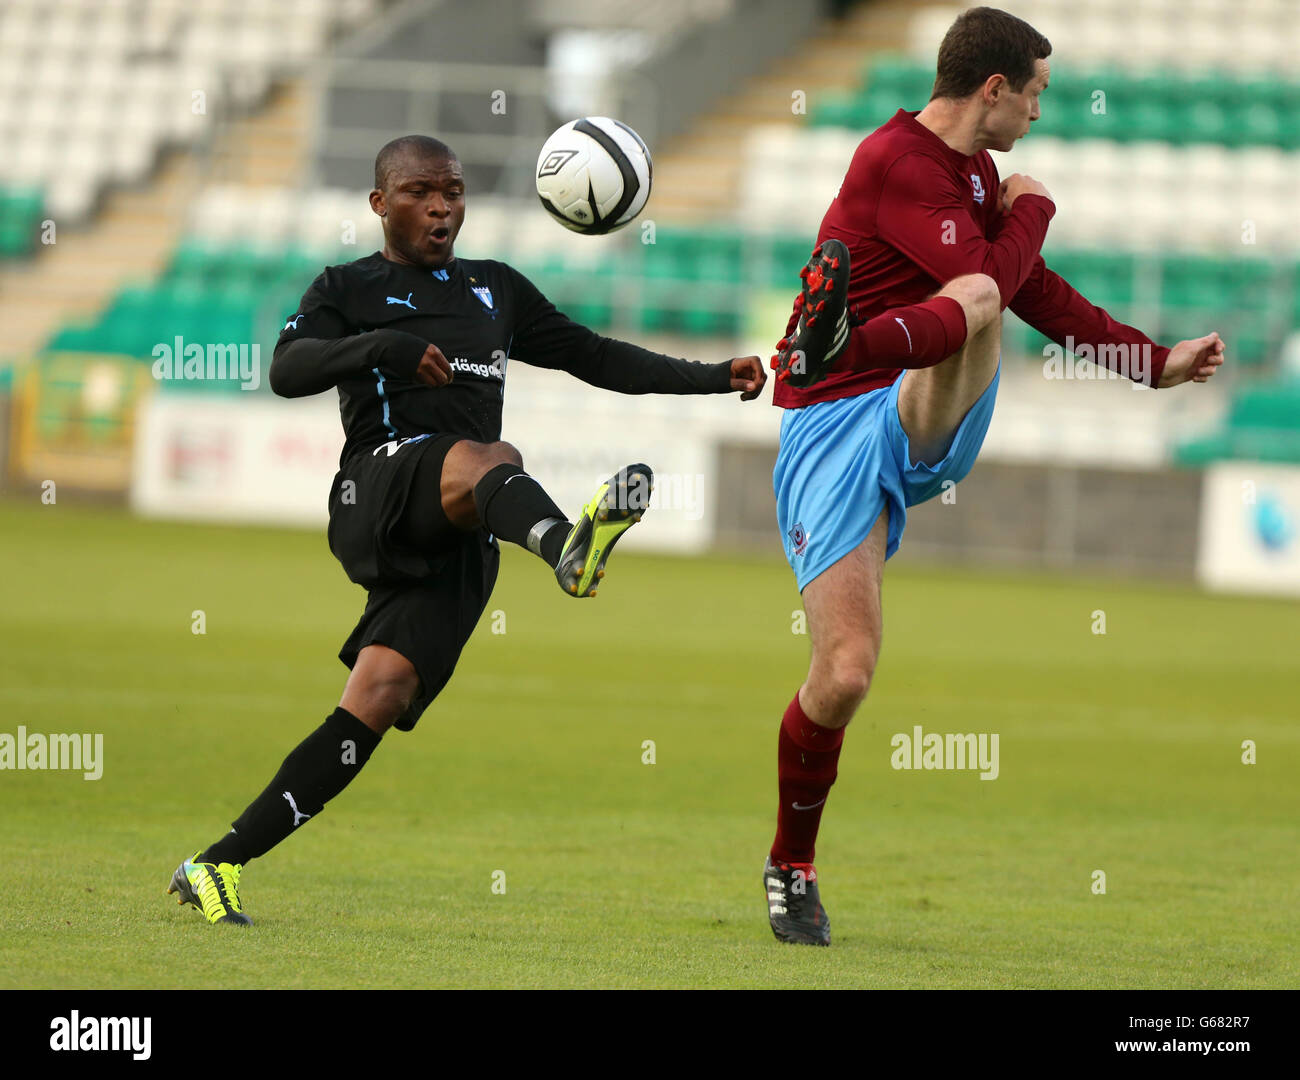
[329,434,500,731]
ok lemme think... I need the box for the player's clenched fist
[729,355,766,401]
[998,173,1052,213]
[414,343,454,387]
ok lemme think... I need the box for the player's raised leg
[552,463,653,597]
[765,508,888,946]
[438,438,652,598]
[773,240,1000,388]
[896,274,1003,466]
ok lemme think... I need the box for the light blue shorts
[774,364,1000,591]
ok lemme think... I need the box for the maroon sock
[770,692,844,867]
[848,295,968,370]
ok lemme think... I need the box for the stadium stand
[6,0,1297,470]
[0,0,385,224]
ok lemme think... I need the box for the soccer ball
[535,117,652,235]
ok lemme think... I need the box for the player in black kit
[167,135,766,925]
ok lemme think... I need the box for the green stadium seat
[806,58,1300,153]
[1231,384,1300,428]
[0,222,33,257]
[812,95,859,129]
[1050,251,1135,307]
[863,54,932,109]
[47,326,103,352]
[1174,432,1234,466]
[1178,101,1231,147]
[0,186,44,258]
[1228,327,1271,367]
[857,88,904,128]
[1232,103,1285,149]
[683,295,739,337]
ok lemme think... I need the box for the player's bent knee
[343,647,420,730]
[355,685,414,729]
[946,273,1000,335]
[810,646,877,715]
[463,441,524,490]
[480,440,522,469]
[968,274,1000,327]
[829,663,873,711]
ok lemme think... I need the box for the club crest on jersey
[970,174,985,204]
[468,276,497,316]
[789,522,809,556]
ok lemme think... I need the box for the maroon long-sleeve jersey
[773,109,1168,409]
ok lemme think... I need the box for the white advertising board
[131,382,719,551]
[131,394,343,526]
[1197,462,1300,597]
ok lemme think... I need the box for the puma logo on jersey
[283,790,311,827]
[284,314,304,330]
[386,292,416,309]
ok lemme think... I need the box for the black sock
[473,463,570,567]
[199,707,382,865]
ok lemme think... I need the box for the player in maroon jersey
[763,6,1224,945]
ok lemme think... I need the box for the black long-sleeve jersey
[271,252,735,465]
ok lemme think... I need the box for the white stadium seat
[746,124,1300,256]
[0,0,393,223]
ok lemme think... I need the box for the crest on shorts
[970,174,985,204]
[789,522,809,556]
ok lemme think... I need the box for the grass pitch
[0,497,1295,988]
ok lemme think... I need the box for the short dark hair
[930,6,1051,100]
[374,135,458,190]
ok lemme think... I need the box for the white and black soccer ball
[535,117,652,235]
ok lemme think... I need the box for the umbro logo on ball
[537,149,579,179]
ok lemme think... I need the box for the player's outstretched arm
[503,263,765,400]
[1010,260,1227,389]
[558,333,765,400]
[1158,332,1226,387]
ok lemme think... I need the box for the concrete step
[648,0,946,224]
